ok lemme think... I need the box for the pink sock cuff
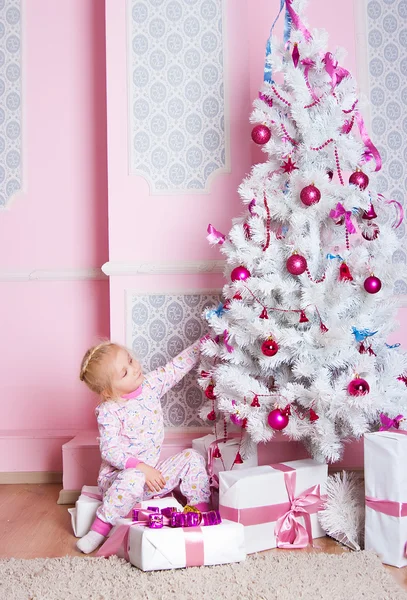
[91,517,112,536]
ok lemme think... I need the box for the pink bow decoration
[329,203,357,234]
[379,413,404,431]
[286,0,312,42]
[355,112,382,172]
[207,224,226,245]
[274,469,324,549]
[323,52,350,89]
[378,194,404,229]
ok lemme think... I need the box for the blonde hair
[79,341,122,400]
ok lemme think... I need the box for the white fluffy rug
[1,551,405,600]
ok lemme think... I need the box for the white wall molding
[102,260,225,276]
[0,268,107,282]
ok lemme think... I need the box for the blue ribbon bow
[206,303,225,320]
[386,343,401,349]
[352,327,378,342]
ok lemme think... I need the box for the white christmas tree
[199,0,407,463]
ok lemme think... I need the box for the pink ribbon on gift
[82,491,102,501]
[286,0,312,42]
[207,224,226,245]
[329,203,356,234]
[96,519,205,567]
[365,496,407,518]
[219,463,325,549]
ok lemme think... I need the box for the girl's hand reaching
[137,463,166,493]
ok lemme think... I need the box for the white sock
[76,530,106,554]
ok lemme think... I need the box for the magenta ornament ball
[300,184,321,206]
[251,124,271,145]
[349,170,369,190]
[286,254,307,275]
[231,266,251,282]
[268,408,289,431]
[347,378,370,396]
[364,275,382,294]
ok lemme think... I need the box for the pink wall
[0,0,110,471]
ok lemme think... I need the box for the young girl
[76,337,211,554]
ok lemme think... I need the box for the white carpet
[1,551,405,600]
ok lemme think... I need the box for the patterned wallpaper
[128,0,227,193]
[0,0,22,208]
[128,292,220,426]
[366,0,407,293]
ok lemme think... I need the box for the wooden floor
[1,483,407,591]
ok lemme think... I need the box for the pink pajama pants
[95,449,210,526]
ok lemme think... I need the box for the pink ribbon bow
[207,224,226,245]
[286,0,312,42]
[323,52,350,89]
[355,111,382,172]
[378,194,404,229]
[329,203,356,234]
[274,469,324,549]
[379,413,404,431]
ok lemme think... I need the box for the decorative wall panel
[128,291,220,426]
[366,0,407,293]
[0,0,22,208]
[128,0,227,193]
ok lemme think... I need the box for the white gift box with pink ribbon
[68,486,182,538]
[97,517,246,571]
[219,459,327,554]
[365,430,407,568]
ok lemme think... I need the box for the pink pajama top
[95,342,200,485]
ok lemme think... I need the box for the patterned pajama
[94,342,210,525]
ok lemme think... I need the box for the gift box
[219,459,327,554]
[97,512,246,571]
[192,434,258,474]
[68,486,182,538]
[68,486,102,538]
[364,430,407,568]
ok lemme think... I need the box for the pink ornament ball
[286,254,307,275]
[364,275,382,294]
[251,124,271,145]
[268,408,289,431]
[347,378,370,396]
[349,170,369,190]
[300,184,321,206]
[231,266,251,282]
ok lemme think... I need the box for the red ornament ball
[362,222,380,241]
[231,266,251,282]
[251,124,271,145]
[207,410,217,421]
[286,254,307,275]
[349,170,369,190]
[261,338,279,357]
[300,184,321,206]
[364,275,382,294]
[205,384,216,400]
[268,408,289,430]
[347,377,370,396]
